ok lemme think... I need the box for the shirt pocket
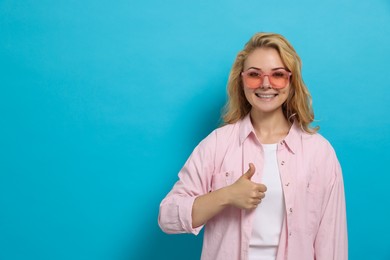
[211,170,235,191]
[305,181,323,234]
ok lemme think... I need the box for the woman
[158,32,348,260]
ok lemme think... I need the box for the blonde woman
[158,33,348,260]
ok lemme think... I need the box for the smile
[255,93,278,98]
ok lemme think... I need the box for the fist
[227,163,267,210]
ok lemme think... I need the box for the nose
[261,75,271,88]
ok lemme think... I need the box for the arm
[192,163,266,228]
[314,148,348,259]
[158,130,266,234]
[158,132,217,235]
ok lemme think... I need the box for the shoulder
[196,120,241,152]
[214,121,241,138]
[301,130,335,153]
[288,123,336,157]
[301,131,341,171]
[202,120,241,142]
[293,126,339,165]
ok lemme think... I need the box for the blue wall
[1,0,389,259]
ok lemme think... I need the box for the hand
[226,163,267,210]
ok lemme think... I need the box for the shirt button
[225,172,229,177]
[289,208,293,213]
[281,161,285,165]
[285,182,290,186]
[289,232,292,236]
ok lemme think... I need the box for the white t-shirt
[248,143,285,260]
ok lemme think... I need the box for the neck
[250,109,291,144]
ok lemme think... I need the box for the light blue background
[1,0,389,259]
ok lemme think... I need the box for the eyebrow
[247,66,287,71]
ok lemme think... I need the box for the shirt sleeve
[314,145,348,260]
[158,131,217,235]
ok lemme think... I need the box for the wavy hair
[222,32,318,133]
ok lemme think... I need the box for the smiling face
[242,47,291,117]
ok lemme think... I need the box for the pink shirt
[158,114,348,260]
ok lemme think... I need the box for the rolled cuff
[158,195,203,235]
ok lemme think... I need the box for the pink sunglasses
[241,68,292,89]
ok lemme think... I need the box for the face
[242,47,291,117]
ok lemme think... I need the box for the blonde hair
[222,32,318,133]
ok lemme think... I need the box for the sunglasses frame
[241,68,292,89]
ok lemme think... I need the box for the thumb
[243,163,255,180]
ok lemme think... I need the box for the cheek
[279,86,290,95]
[279,87,291,98]
[243,88,256,106]
[243,87,253,99]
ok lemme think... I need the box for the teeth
[256,94,276,98]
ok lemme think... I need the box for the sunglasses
[241,68,292,89]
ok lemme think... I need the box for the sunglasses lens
[270,71,290,88]
[242,70,262,88]
[244,77,261,88]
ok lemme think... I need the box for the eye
[272,71,288,78]
[246,70,262,78]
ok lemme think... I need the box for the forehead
[244,47,285,70]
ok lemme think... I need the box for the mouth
[255,93,278,99]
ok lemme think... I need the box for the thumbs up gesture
[226,163,267,210]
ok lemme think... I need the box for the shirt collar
[239,113,302,154]
[239,113,256,145]
[282,121,301,154]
